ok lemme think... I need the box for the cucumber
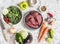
[49,29,54,38]
[15,33,23,44]
[46,37,52,43]
[19,37,23,44]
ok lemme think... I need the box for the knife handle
[2,30,9,42]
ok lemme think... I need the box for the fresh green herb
[3,6,22,24]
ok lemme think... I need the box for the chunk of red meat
[35,15,42,25]
[30,11,39,17]
[30,17,39,26]
[26,21,39,28]
[30,17,36,25]
[26,15,32,22]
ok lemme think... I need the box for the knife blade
[0,19,9,42]
[0,20,5,29]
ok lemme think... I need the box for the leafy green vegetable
[3,6,22,24]
[15,33,23,44]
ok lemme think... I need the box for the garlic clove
[9,28,16,34]
[49,21,54,25]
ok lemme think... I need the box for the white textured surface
[0,0,60,44]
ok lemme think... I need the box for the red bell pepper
[3,17,10,24]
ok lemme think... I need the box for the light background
[0,0,60,44]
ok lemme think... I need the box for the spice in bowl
[39,6,46,12]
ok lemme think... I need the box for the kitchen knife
[0,19,9,42]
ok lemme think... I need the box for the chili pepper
[47,13,53,18]
[3,17,10,24]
